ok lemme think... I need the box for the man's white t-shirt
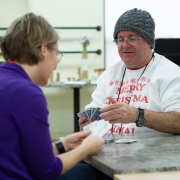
[86,53,180,135]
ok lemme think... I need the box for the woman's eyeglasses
[48,47,63,63]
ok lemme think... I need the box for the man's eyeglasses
[49,47,63,63]
[113,37,142,46]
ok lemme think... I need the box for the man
[79,8,180,135]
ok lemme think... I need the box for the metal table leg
[73,88,80,132]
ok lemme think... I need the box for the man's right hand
[78,116,93,131]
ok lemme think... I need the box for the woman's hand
[61,131,91,152]
[81,135,104,156]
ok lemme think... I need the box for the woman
[0,13,104,180]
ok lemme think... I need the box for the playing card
[86,108,92,120]
[77,112,83,118]
[91,120,105,137]
[90,107,96,119]
[91,120,111,137]
[83,124,91,132]
[96,122,112,138]
[77,108,90,119]
[115,139,137,144]
[91,120,98,130]
[82,120,111,138]
[77,107,101,121]
[91,107,101,120]
[82,121,97,133]
[77,109,86,118]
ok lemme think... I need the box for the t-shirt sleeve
[160,73,180,112]
[85,71,107,109]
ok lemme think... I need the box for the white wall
[0,0,104,133]
[28,0,104,81]
[0,0,28,27]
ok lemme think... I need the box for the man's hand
[78,116,93,131]
[100,96,139,124]
[61,131,91,152]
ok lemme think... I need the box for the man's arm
[100,96,180,134]
[144,110,180,134]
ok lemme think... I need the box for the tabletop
[83,130,180,178]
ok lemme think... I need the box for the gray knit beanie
[113,8,155,49]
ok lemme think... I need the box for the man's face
[116,30,152,69]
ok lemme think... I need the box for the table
[114,171,180,180]
[83,131,180,178]
[45,82,96,132]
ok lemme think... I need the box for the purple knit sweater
[0,62,62,180]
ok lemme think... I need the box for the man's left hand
[100,96,139,124]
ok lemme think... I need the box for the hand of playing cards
[77,107,101,120]
[78,107,111,138]
[83,120,112,138]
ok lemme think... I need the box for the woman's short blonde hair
[0,13,59,65]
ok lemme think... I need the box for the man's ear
[148,43,152,49]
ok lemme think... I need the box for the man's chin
[122,58,134,64]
